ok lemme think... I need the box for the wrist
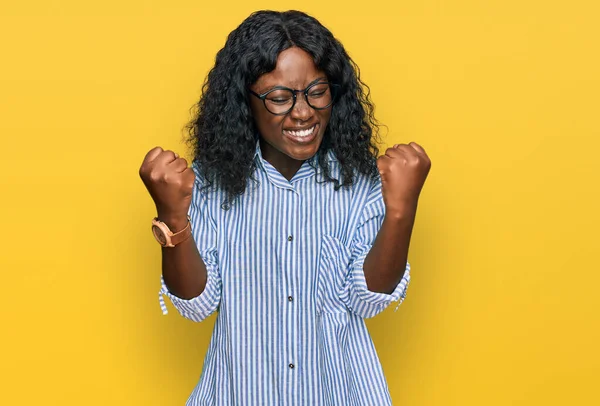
[384,201,418,222]
[156,212,189,232]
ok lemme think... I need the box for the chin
[286,139,323,161]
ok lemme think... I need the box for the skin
[365,142,431,293]
[249,47,332,181]
[139,148,206,299]
[138,46,431,299]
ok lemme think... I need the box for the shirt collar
[253,138,337,188]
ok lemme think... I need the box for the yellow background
[1,1,598,404]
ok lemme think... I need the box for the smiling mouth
[283,124,317,138]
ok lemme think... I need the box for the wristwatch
[151,216,192,247]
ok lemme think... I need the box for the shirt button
[288,296,293,302]
[288,363,295,369]
[287,235,293,241]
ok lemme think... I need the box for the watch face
[152,225,167,246]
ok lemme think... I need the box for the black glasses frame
[249,81,340,116]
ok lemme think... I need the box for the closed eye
[268,98,292,104]
[308,91,326,98]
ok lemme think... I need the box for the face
[249,47,332,175]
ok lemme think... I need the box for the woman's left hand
[376,142,432,217]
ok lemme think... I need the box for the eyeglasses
[249,81,340,116]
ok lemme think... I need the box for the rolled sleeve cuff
[346,258,411,315]
[158,267,221,322]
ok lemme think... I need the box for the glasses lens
[306,83,333,109]
[264,89,294,115]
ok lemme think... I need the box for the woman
[139,10,431,405]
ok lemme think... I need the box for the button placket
[284,189,299,380]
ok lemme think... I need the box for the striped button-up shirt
[159,140,411,405]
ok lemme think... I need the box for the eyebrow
[259,76,328,94]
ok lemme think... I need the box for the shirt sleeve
[339,177,411,319]
[158,165,221,322]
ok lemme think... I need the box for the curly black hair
[185,10,381,208]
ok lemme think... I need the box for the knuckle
[149,170,162,183]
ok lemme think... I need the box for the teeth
[285,125,315,137]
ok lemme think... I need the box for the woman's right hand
[139,147,196,228]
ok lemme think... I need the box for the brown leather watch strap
[169,216,192,246]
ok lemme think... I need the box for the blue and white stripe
[159,140,411,405]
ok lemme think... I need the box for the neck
[259,139,304,181]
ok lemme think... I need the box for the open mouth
[283,124,317,140]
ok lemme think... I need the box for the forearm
[159,213,208,300]
[363,204,417,294]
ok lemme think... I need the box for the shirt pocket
[316,234,352,315]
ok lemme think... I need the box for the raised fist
[376,142,431,216]
[139,147,196,223]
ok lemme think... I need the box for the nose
[289,93,313,122]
